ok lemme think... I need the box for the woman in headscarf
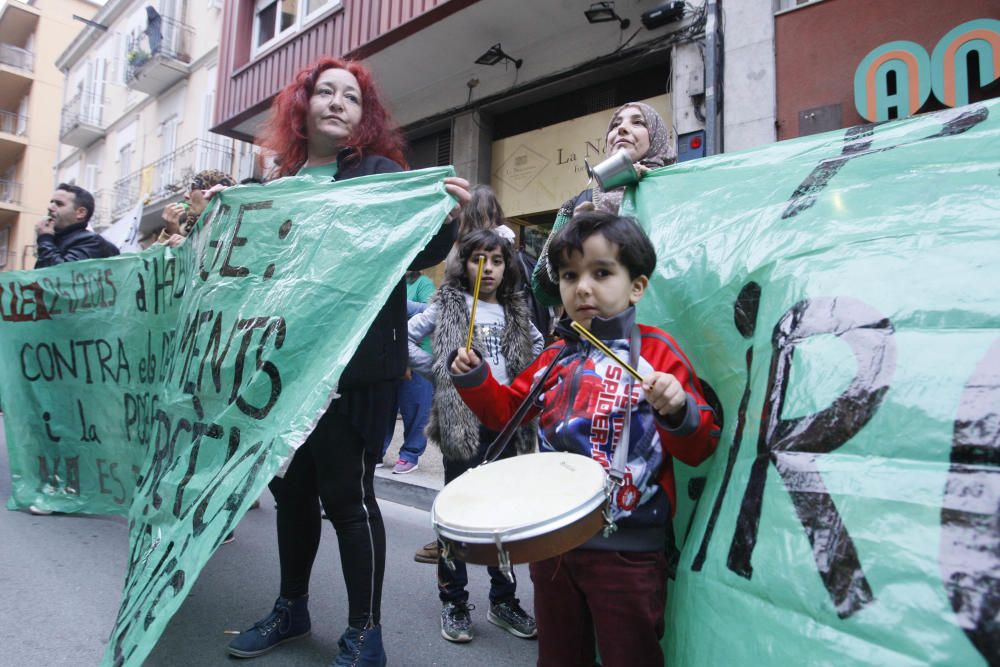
[531,102,674,305]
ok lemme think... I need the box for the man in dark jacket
[35,183,120,268]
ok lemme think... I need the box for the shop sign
[854,19,1000,122]
[491,95,670,217]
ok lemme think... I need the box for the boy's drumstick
[570,320,643,382]
[465,256,485,352]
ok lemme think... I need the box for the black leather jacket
[35,222,120,268]
[333,151,456,387]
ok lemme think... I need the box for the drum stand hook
[441,541,457,572]
[601,478,620,538]
[494,534,515,583]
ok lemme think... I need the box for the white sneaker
[28,505,52,515]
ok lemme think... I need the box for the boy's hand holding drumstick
[571,321,686,418]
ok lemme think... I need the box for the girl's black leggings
[269,406,386,629]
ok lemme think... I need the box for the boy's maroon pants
[529,548,668,666]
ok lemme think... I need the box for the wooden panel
[216,0,477,135]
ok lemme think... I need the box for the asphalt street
[0,418,538,666]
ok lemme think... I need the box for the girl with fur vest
[408,228,544,645]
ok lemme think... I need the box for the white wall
[721,0,777,151]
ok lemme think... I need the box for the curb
[373,474,440,512]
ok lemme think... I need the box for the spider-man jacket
[451,308,720,552]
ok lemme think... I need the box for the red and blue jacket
[451,308,720,552]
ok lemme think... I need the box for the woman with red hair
[226,57,469,666]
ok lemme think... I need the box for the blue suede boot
[330,624,387,667]
[227,595,311,658]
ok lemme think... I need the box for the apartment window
[119,145,132,180]
[305,0,334,17]
[252,0,341,54]
[254,0,296,50]
[159,116,180,194]
[85,164,100,192]
[775,0,825,12]
[116,144,133,212]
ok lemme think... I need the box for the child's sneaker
[487,599,537,639]
[440,602,474,643]
[392,459,418,474]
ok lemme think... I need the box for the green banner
[628,102,999,665]
[0,167,456,666]
[5,102,998,666]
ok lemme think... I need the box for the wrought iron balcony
[60,89,106,148]
[125,13,193,96]
[111,138,234,219]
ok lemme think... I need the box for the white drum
[431,452,609,570]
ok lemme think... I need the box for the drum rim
[431,486,609,544]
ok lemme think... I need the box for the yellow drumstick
[465,256,485,352]
[570,320,643,382]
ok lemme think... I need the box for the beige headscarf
[530,102,676,304]
[591,101,675,213]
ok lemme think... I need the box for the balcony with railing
[0,108,27,135]
[111,138,234,226]
[60,89,106,148]
[0,109,27,164]
[0,178,21,228]
[0,42,32,71]
[125,13,193,96]
[0,43,33,105]
[0,178,21,204]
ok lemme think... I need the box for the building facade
[0,0,101,272]
[774,0,999,139]
[210,0,778,254]
[207,0,1000,258]
[54,0,256,250]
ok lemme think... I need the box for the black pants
[438,426,518,604]
[269,406,386,628]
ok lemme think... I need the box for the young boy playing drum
[450,211,720,666]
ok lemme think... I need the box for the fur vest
[426,285,537,462]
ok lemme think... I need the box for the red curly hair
[258,57,408,177]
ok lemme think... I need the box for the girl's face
[466,245,505,304]
[606,105,650,163]
[306,67,363,160]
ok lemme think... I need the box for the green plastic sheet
[4,101,999,666]
[0,167,456,666]
[628,102,999,665]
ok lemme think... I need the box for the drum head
[432,452,607,539]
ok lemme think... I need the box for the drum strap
[607,325,641,485]
[483,323,641,477]
[483,342,573,463]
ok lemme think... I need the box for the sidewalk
[374,416,443,512]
